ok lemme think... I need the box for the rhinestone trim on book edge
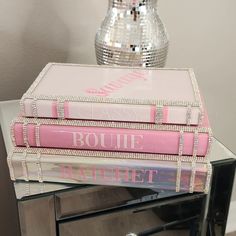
[13,117,211,133]
[189,68,203,126]
[23,94,201,107]
[12,147,209,163]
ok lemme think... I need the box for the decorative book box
[20,63,204,125]
[11,116,212,156]
[7,63,213,194]
[7,148,212,193]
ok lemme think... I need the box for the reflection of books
[11,116,212,156]
[56,186,135,217]
[8,148,212,193]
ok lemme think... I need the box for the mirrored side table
[0,100,235,236]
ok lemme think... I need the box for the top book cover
[20,63,204,125]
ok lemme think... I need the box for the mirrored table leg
[18,195,56,236]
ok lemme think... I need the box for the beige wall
[0,1,235,234]
[0,0,235,153]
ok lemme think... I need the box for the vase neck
[109,0,158,9]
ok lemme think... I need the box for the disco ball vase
[95,0,169,67]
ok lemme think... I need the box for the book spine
[12,121,210,156]
[7,151,212,193]
[20,98,201,125]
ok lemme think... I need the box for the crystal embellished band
[32,98,38,117]
[206,131,213,156]
[11,147,209,163]
[193,131,199,157]
[19,95,26,116]
[204,162,212,194]
[36,152,43,183]
[35,123,41,147]
[10,121,16,147]
[189,160,197,193]
[23,93,201,108]
[198,107,204,126]
[22,152,29,182]
[176,158,182,192]
[13,117,211,133]
[7,151,16,181]
[23,122,29,147]
[178,130,184,156]
[186,105,192,126]
[155,105,163,124]
[57,99,65,119]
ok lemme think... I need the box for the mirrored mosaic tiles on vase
[95,0,169,67]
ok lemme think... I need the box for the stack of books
[7,63,212,193]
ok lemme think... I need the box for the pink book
[20,63,204,125]
[11,117,212,156]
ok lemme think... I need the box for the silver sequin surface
[95,0,169,67]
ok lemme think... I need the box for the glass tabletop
[0,100,235,200]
